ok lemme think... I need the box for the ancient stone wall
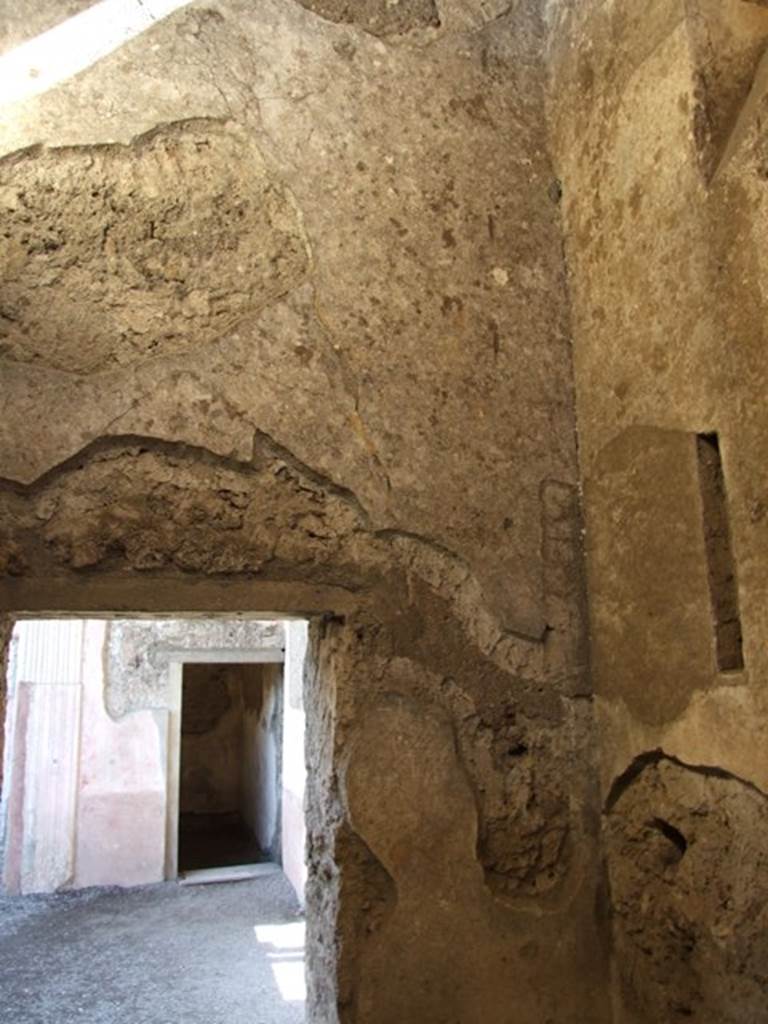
[0,1,608,1020]
[547,1,768,1018]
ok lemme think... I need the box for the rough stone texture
[341,696,597,1023]
[302,610,607,1023]
[585,427,718,726]
[606,756,768,1023]
[0,122,308,373]
[0,0,608,1021]
[548,0,768,1019]
[7,0,767,1018]
[292,0,440,37]
[685,0,768,180]
[106,618,283,717]
[0,0,579,642]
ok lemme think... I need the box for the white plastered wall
[282,620,308,903]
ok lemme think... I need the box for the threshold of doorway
[179,862,281,886]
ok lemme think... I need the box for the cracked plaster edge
[604,746,768,813]
[594,683,768,807]
[0,432,549,681]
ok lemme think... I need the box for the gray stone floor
[0,873,305,1024]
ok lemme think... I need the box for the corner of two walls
[546,0,768,1019]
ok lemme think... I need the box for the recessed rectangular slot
[696,433,744,672]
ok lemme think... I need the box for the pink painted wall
[73,620,167,889]
[2,619,294,894]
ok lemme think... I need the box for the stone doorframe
[0,589,351,1024]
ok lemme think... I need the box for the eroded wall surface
[0,2,608,1021]
[107,618,284,715]
[548,1,768,1019]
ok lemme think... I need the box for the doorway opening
[0,615,309,1023]
[177,662,281,878]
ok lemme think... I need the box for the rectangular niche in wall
[696,433,745,673]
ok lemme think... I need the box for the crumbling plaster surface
[343,696,605,1024]
[107,617,283,716]
[291,0,440,37]
[303,611,608,1023]
[548,0,768,779]
[547,0,768,1018]
[1,124,309,374]
[0,0,578,638]
[606,755,768,1023]
[0,1,610,1021]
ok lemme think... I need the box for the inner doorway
[1,615,309,1021]
[177,662,282,877]
[2,616,308,903]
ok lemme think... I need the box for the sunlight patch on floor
[254,922,306,1004]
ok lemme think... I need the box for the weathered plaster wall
[0,2,608,1021]
[548,1,768,1018]
[1,619,167,893]
[106,618,283,715]
[241,662,282,859]
[75,620,167,890]
[1,618,284,891]
[282,620,308,902]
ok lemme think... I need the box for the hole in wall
[647,817,689,862]
[696,433,745,673]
